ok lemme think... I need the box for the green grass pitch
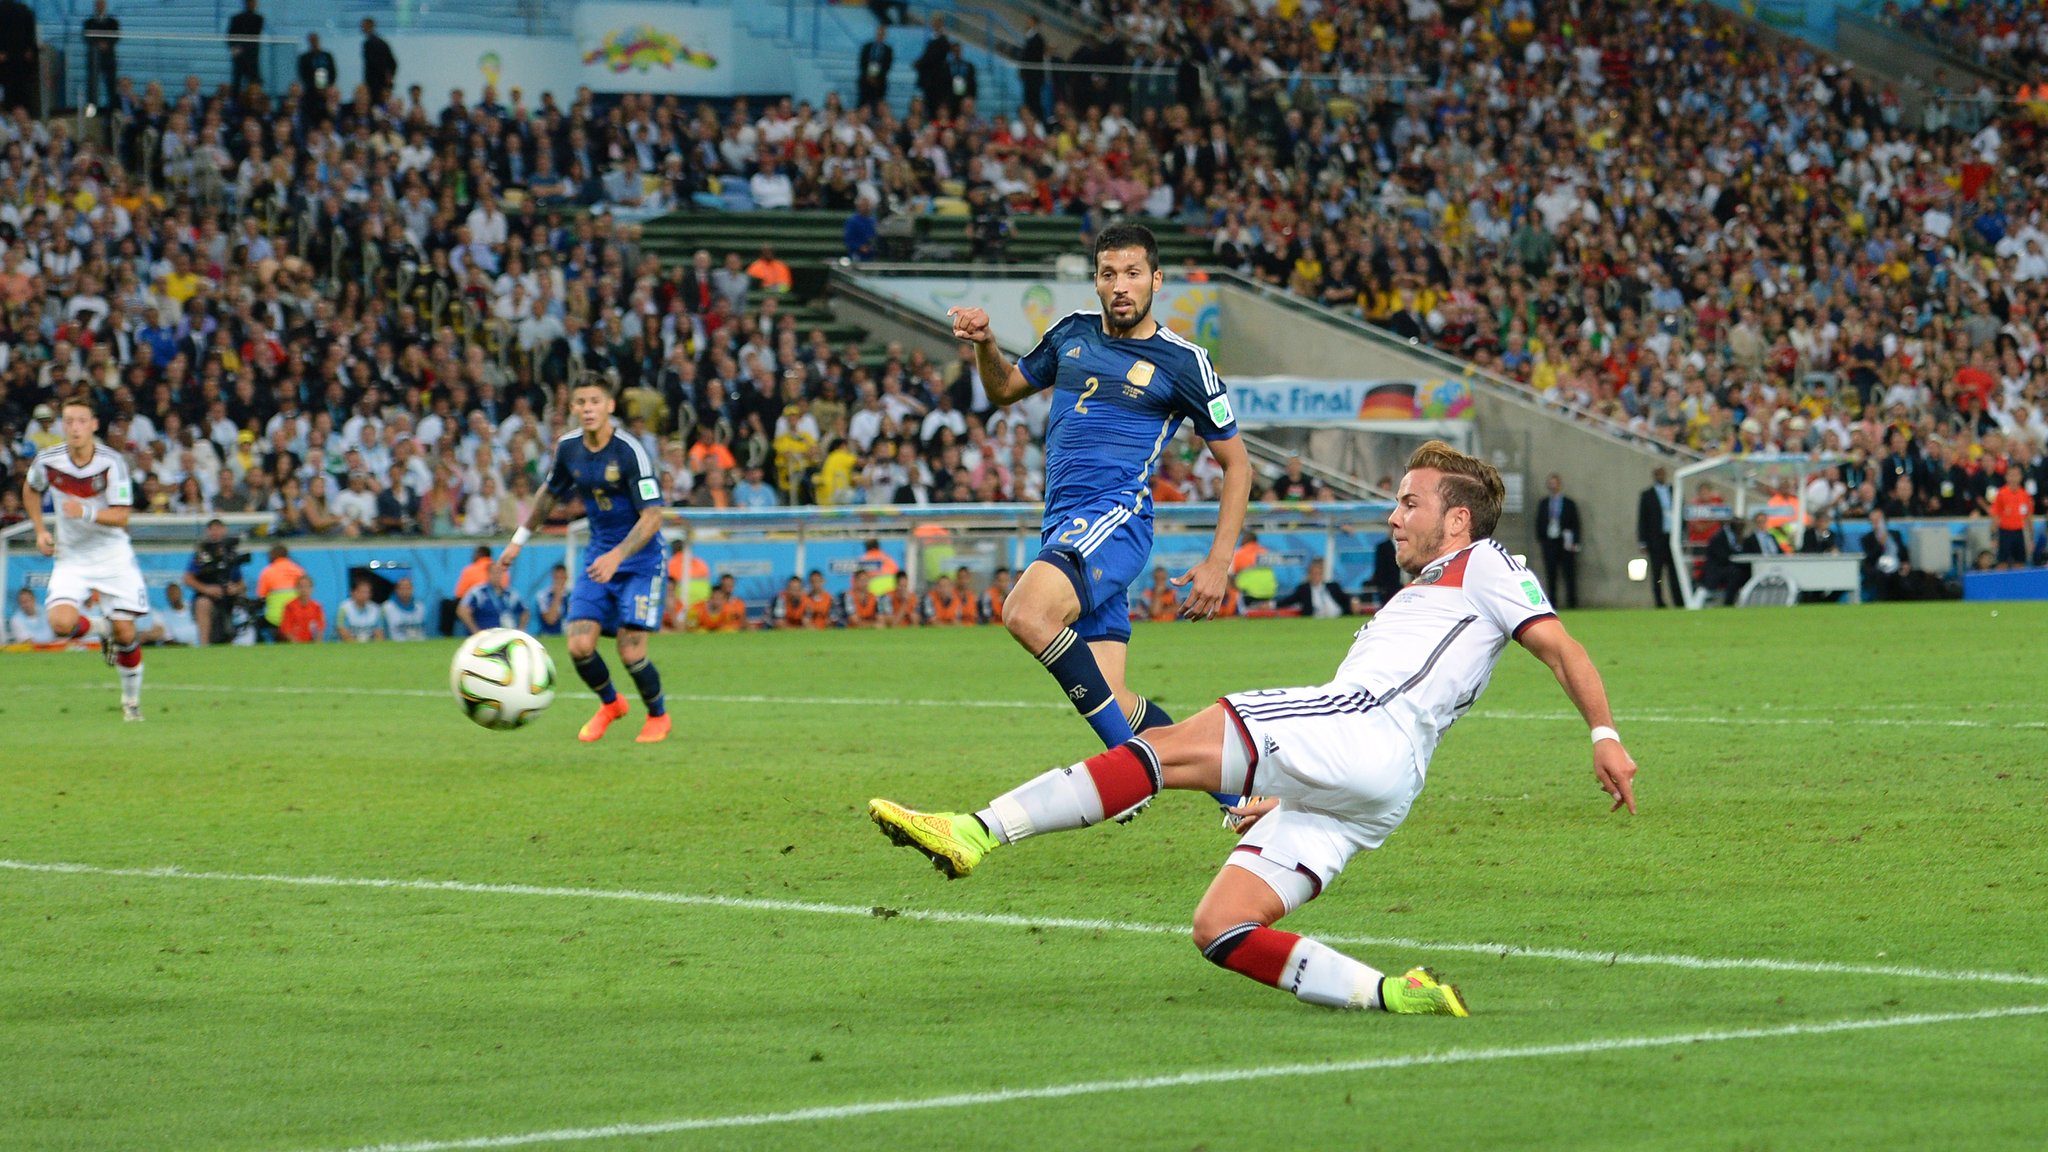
[2,604,2045,1151]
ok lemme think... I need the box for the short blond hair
[1405,440,1505,540]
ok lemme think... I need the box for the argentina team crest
[604,462,621,484]
[1124,360,1155,398]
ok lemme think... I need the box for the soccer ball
[450,628,557,730]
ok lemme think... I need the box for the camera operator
[184,518,250,646]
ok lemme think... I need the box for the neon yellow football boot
[1380,967,1471,1017]
[868,799,998,879]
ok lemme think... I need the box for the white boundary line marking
[309,1004,2048,1151]
[9,682,2046,729]
[6,859,2043,989]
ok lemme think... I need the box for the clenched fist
[948,306,994,344]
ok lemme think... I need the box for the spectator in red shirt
[279,575,327,643]
[1989,467,2035,568]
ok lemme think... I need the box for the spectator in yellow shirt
[815,437,860,505]
[155,250,203,304]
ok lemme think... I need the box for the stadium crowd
[1880,0,2047,78]
[6,0,2048,631]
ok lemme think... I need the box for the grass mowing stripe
[12,681,2047,730]
[310,1004,2048,1152]
[6,859,2042,989]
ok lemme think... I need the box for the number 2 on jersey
[1075,376,1099,414]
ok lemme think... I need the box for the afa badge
[604,462,621,484]
[1124,360,1156,399]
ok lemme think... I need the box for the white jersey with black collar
[1332,539,1556,763]
[26,441,137,568]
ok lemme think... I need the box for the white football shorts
[1218,684,1428,895]
[45,557,150,618]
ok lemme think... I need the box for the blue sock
[1037,628,1134,748]
[624,656,665,717]
[573,651,619,705]
[1133,697,1234,807]
[1130,696,1173,732]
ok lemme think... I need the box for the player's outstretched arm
[1515,616,1637,814]
[499,489,556,568]
[1174,435,1254,618]
[947,306,1033,406]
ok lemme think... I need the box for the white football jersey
[26,442,138,568]
[1332,539,1556,764]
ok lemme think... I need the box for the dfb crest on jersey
[1413,564,1445,586]
[603,462,620,484]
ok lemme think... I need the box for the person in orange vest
[951,567,979,623]
[1143,565,1179,622]
[665,549,710,630]
[746,244,793,293]
[454,544,494,599]
[884,581,918,628]
[802,570,838,628]
[770,575,807,628]
[686,425,737,474]
[690,574,749,632]
[1990,465,2035,569]
[844,580,882,628]
[977,566,1010,624]
[920,574,963,625]
[856,538,900,583]
[1230,531,1266,575]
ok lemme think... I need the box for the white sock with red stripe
[978,740,1161,844]
[1202,924,1385,1009]
[113,642,143,703]
[66,615,108,642]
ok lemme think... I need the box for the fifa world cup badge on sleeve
[637,478,659,501]
[1208,395,1233,425]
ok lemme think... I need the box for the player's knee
[566,632,597,659]
[1190,906,1244,953]
[1001,596,1057,649]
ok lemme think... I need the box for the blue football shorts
[1037,496,1152,644]
[568,565,665,635]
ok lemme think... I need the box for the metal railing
[49,28,298,115]
[1238,429,1390,500]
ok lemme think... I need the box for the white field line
[8,681,2047,729]
[5,859,2043,989]
[310,1004,2048,1152]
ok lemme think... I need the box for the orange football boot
[635,713,672,743]
[578,697,631,742]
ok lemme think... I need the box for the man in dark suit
[1636,465,1680,607]
[944,44,976,115]
[83,0,119,112]
[360,18,396,105]
[1701,518,1745,606]
[915,16,953,118]
[226,0,263,95]
[857,25,892,112]
[1860,508,1913,601]
[1019,15,1047,118]
[0,0,39,115]
[674,249,716,316]
[1368,536,1402,609]
[1534,472,1581,609]
[1742,511,1782,556]
[1197,120,1233,183]
[297,32,336,99]
[1277,558,1355,618]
